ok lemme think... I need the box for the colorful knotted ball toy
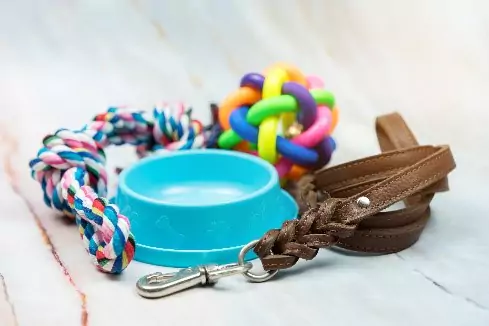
[217,63,339,182]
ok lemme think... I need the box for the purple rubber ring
[240,73,264,90]
[281,82,316,129]
[310,137,334,169]
[230,106,318,166]
[240,73,317,129]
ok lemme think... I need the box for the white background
[0,1,488,325]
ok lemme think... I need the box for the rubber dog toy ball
[217,63,340,182]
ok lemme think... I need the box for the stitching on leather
[355,202,429,229]
[265,263,284,268]
[258,135,452,267]
[376,206,428,220]
[333,175,421,197]
[336,242,403,252]
[327,167,405,190]
[369,170,446,213]
[353,219,426,239]
[339,149,450,220]
[366,150,451,212]
[366,212,415,222]
[356,230,422,239]
[317,147,435,178]
[264,261,297,269]
[362,202,428,222]
[358,234,406,239]
[333,181,380,195]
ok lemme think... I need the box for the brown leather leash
[253,112,456,270]
[136,112,456,298]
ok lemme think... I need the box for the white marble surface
[1,1,489,325]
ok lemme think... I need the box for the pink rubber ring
[274,76,332,177]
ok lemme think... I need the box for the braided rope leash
[29,105,208,273]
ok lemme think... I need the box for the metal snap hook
[136,263,252,299]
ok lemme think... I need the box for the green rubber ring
[311,89,335,108]
[246,89,335,126]
[218,130,242,149]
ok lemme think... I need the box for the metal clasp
[136,262,252,298]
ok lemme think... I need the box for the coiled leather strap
[253,112,456,270]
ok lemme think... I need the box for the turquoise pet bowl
[116,149,298,267]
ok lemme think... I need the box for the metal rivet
[356,196,370,208]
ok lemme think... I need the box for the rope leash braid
[29,104,207,273]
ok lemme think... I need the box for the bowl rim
[117,149,279,208]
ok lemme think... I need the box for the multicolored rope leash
[29,104,209,273]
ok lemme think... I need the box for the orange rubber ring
[285,164,309,181]
[233,141,250,152]
[263,63,307,86]
[329,106,339,134]
[218,87,261,130]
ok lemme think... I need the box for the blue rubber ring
[312,137,334,169]
[230,106,318,166]
[329,137,336,151]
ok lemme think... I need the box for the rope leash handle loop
[254,112,456,271]
[29,105,209,273]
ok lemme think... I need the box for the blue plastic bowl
[116,149,298,267]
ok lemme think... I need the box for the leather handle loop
[375,112,419,151]
[254,112,456,271]
[375,112,450,196]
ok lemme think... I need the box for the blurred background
[1,0,488,167]
[1,1,488,325]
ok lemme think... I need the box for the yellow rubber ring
[262,67,288,98]
[258,117,280,163]
[258,63,310,164]
[263,63,307,86]
[258,68,289,163]
[264,63,308,133]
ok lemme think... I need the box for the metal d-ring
[238,239,278,283]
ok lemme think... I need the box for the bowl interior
[121,150,276,206]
